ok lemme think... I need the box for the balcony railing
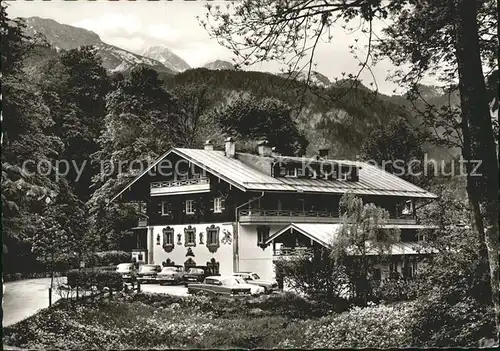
[238,209,417,225]
[150,177,210,196]
[137,219,148,227]
[273,247,314,260]
[239,209,341,224]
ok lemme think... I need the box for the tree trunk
[454,0,500,340]
[50,252,54,307]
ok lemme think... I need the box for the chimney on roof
[318,148,329,158]
[225,137,236,158]
[271,147,281,157]
[204,139,214,151]
[257,139,272,157]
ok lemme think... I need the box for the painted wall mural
[186,248,195,257]
[221,228,232,245]
[162,258,176,267]
[206,258,220,275]
[151,223,234,277]
[184,257,196,270]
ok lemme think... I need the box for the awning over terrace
[265,223,341,248]
[265,223,437,255]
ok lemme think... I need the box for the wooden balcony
[238,209,417,225]
[150,177,210,196]
[273,247,313,260]
[131,218,148,230]
[239,209,341,225]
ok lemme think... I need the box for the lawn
[3,292,416,349]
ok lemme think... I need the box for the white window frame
[214,197,223,213]
[339,171,348,181]
[297,167,304,177]
[286,167,298,177]
[185,200,195,215]
[161,201,169,216]
[164,230,174,245]
[402,200,413,215]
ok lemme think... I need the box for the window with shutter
[161,201,171,216]
[186,200,195,214]
[213,197,222,213]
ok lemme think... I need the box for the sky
[6,0,435,95]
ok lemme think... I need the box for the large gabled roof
[110,147,437,202]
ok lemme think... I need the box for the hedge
[66,271,123,292]
[86,251,131,267]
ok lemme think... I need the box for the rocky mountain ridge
[203,60,236,70]
[22,16,175,74]
[141,45,191,72]
[20,15,462,160]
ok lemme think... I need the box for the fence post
[48,287,52,307]
[137,279,141,293]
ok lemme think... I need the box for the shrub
[66,271,123,292]
[409,290,495,347]
[131,291,337,319]
[296,302,415,348]
[86,251,131,267]
[275,248,352,304]
[371,278,421,303]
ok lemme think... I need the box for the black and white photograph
[1,0,498,349]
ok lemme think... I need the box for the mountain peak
[203,60,236,70]
[141,46,190,72]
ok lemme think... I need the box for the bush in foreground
[4,291,493,349]
[3,293,419,349]
[131,291,336,318]
[281,301,415,348]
